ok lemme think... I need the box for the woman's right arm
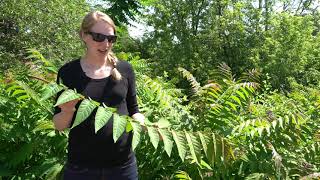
[53,99,79,131]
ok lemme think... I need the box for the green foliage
[46,84,232,168]
[185,131,202,165]
[95,105,114,133]
[258,13,319,89]
[181,64,260,135]
[159,129,174,157]
[73,99,97,129]
[2,0,320,178]
[41,82,64,101]
[172,130,187,162]
[177,65,320,179]
[173,170,192,180]
[227,80,320,179]
[0,76,67,179]
[178,67,201,94]
[0,0,90,71]
[2,48,320,179]
[141,0,320,89]
[113,114,127,142]
[131,121,142,151]
[147,126,160,149]
[54,89,81,107]
[100,0,142,25]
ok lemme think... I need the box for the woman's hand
[132,113,145,125]
[53,99,80,131]
[132,113,147,131]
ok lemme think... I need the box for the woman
[53,11,144,180]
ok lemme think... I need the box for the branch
[28,75,50,83]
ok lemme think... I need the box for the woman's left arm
[126,62,145,126]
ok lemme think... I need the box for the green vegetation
[1,0,319,179]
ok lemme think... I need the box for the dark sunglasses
[85,31,117,43]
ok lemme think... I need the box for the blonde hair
[80,11,122,80]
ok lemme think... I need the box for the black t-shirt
[54,58,139,168]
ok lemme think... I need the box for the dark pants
[63,158,138,180]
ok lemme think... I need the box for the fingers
[132,113,146,126]
[58,99,80,112]
[58,99,79,107]
[68,99,80,104]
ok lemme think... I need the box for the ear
[80,31,89,44]
[79,30,85,39]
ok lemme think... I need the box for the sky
[127,19,153,39]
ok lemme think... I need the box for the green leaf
[198,132,210,158]
[8,143,34,167]
[174,170,192,180]
[12,89,26,96]
[33,121,54,132]
[172,130,187,161]
[200,160,213,170]
[45,66,58,74]
[245,173,268,180]
[159,129,174,157]
[208,91,219,99]
[238,122,245,133]
[240,87,249,98]
[131,121,142,151]
[72,99,97,129]
[278,117,284,129]
[113,114,127,143]
[45,163,63,180]
[250,129,256,137]
[219,137,225,163]
[0,164,13,176]
[272,120,277,129]
[283,134,293,142]
[6,84,20,93]
[226,101,237,111]
[185,131,202,165]
[207,133,217,165]
[265,126,271,136]
[257,127,263,137]
[41,82,63,101]
[17,95,29,101]
[94,106,113,133]
[54,89,80,107]
[157,118,171,128]
[231,95,242,105]
[15,81,53,113]
[147,126,160,149]
[126,121,133,132]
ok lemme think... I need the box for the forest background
[0,0,320,179]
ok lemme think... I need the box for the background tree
[0,0,90,70]
[140,0,320,90]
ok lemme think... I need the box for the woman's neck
[82,52,112,68]
[80,53,114,79]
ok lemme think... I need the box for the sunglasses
[85,31,117,43]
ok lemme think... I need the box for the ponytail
[108,52,122,80]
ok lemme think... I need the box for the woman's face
[82,20,115,57]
